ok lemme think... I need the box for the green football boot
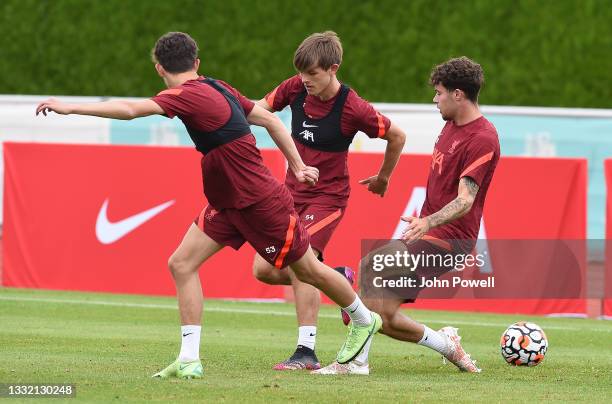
[336,312,382,364]
[152,359,203,379]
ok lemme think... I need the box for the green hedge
[1,0,610,108]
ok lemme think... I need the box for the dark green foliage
[1,0,610,107]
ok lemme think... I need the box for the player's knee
[380,312,396,334]
[167,254,193,277]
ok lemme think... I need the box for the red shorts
[295,202,345,260]
[194,187,310,269]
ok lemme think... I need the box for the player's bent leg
[153,223,223,379]
[252,253,291,285]
[361,296,424,342]
[289,249,382,364]
[289,248,356,306]
[168,223,224,325]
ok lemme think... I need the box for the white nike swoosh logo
[302,121,318,128]
[95,198,175,244]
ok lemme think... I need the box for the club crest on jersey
[205,208,219,222]
[448,140,461,154]
[300,129,315,142]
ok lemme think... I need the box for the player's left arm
[36,98,164,120]
[359,122,406,197]
[401,176,479,242]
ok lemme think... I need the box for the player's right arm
[246,104,318,185]
[35,98,164,120]
[359,122,406,197]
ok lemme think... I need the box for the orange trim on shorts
[376,112,386,137]
[265,87,279,109]
[459,151,494,178]
[306,209,342,236]
[157,88,183,96]
[422,235,452,251]
[275,215,297,269]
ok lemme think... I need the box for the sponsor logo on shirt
[431,148,444,174]
[302,121,318,128]
[300,129,315,142]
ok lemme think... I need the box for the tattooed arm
[401,177,479,242]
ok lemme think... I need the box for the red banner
[2,142,286,299]
[3,143,588,315]
[604,159,612,319]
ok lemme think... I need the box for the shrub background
[1,0,610,108]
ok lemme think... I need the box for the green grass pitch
[0,288,610,402]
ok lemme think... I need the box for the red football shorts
[294,202,345,260]
[194,187,310,269]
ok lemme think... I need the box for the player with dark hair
[252,31,406,370]
[316,56,499,375]
[36,31,382,379]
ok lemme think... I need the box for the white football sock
[353,337,373,366]
[417,325,449,355]
[343,296,372,326]
[297,326,317,350]
[178,325,201,362]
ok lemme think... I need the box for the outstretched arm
[256,98,274,112]
[401,176,479,242]
[246,104,318,185]
[36,98,164,120]
[359,122,406,197]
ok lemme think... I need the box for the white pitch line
[0,295,610,333]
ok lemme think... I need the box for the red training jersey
[265,75,391,207]
[421,116,500,252]
[152,76,283,210]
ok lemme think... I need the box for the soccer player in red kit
[252,31,406,370]
[36,32,383,379]
[316,57,499,374]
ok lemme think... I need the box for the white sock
[353,337,373,366]
[178,325,201,362]
[417,325,449,355]
[342,296,372,326]
[297,326,317,350]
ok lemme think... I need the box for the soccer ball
[500,322,548,366]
